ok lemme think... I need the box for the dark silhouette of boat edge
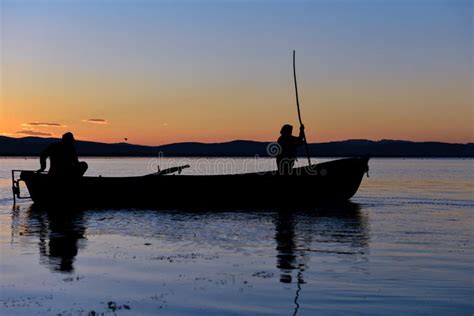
[16,157,369,209]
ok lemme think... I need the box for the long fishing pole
[292,50,312,167]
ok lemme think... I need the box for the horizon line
[0,135,472,146]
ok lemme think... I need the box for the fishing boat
[12,157,369,208]
[11,52,369,209]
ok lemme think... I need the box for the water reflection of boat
[19,205,86,273]
[274,202,369,315]
[15,157,369,208]
[10,201,368,282]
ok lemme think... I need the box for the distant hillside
[0,136,472,157]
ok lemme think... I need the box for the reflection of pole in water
[293,270,303,316]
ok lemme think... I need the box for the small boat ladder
[11,170,31,204]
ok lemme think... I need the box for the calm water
[0,158,473,315]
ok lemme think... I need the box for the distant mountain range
[0,136,473,157]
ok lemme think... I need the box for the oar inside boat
[147,164,190,176]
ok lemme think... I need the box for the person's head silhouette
[61,132,75,144]
[280,124,293,137]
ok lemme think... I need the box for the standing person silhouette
[276,124,305,174]
[38,132,88,177]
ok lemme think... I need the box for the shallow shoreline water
[1,158,473,315]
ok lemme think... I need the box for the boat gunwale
[19,157,369,180]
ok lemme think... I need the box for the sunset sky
[1,0,472,145]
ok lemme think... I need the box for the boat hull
[19,157,369,208]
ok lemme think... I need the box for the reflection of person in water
[275,211,305,284]
[47,213,85,272]
[274,205,369,283]
[274,211,306,316]
[274,205,369,316]
[38,132,88,177]
[276,124,305,174]
[31,208,86,273]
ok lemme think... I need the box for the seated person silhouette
[38,132,88,177]
[276,124,305,174]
